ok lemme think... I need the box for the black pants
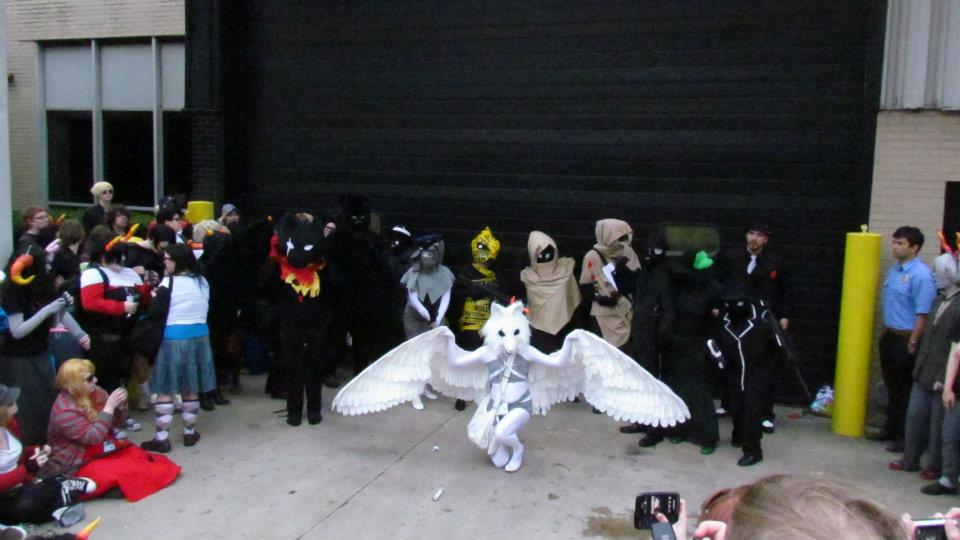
[281,328,328,417]
[88,332,130,393]
[0,477,64,524]
[728,371,770,457]
[879,330,916,441]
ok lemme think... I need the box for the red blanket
[79,441,180,502]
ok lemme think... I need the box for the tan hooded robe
[578,219,640,347]
[520,231,581,335]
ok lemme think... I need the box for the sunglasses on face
[84,374,96,383]
[103,189,113,194]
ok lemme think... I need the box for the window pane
[103,111,153,206]
[161,42,185,110]
[47,111,93,203]
[101,43,153,111]
[163,112,192,199]
[44,45,93,109]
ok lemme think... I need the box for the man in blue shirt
[873,226,937,452]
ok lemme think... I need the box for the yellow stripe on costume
[285,272,321,298]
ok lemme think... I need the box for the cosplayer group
[0,187,791,528]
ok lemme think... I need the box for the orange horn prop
[75,516,102,540]
[9,253,35,285]
[939,230,954,255]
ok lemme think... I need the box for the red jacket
[0,418,39,492]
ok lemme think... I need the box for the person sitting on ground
[81,182,113,234]
[1,254,90,445]
[41,360,180,502]
[0,384,95,527]
[140,244,215,452]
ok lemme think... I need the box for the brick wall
[190,109,223,206]
[5,0,184,211]
[869,111,960,268]
[865,110,960,423]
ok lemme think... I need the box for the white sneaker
[715,407,728,416]
[123,418,142,431]
[52,504,85,527]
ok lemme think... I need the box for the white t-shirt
[161,275,210,326]
[0,428,23,474]
[79,265,144,289]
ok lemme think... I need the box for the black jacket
[720,248,792,319]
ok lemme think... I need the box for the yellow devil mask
[471,227,500,263]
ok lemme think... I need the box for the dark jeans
[902,381,944,471]
[0,477,64,523]
[942,401,960,486]
[879,330,916,441]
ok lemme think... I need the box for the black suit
[720,247,792,421]
[720,248,791,320]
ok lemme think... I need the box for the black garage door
[202,0,887,400]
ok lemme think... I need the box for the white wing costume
[333,302,689,472]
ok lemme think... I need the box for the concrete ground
[29,376,948,539]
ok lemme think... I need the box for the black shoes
[183,431,201,447]
[865,429,892,442]
[213,390,231,405]
[737,454,763,467]
[141,438,172,453]
[286,412,302,426]
[199,394,215,411]
[454,399,467,411]
[620,423,648,434]
[308,411,323,425]
[638,434,663,447]
[921,481,958,495]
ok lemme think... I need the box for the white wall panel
[101,43,153,110]
[161,42,185,110]
[882,0,960,110]
[43,45,93,109]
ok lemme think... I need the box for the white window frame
[38,37,183,210]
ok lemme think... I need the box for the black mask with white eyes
[537,246,556,263]
[278,213,324,269]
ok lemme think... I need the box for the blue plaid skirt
[149,335,216,395]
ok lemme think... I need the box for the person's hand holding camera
[123,299,138,315]
[43,296,70,315]
[103,388,127,415]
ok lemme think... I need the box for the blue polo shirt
[882,257,937,330]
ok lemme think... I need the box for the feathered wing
[528,330,690,427]
[332,327,487,415]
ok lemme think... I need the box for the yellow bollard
[832,228,882,437]
[185,201,214,224]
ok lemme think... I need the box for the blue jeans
[902,382,943,471]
